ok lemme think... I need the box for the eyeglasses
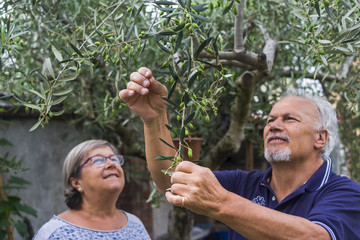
[78,154,124,171]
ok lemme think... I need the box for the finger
[148,76,168,97]
[175,161,198,174]
[127,81,149,96]
[130,72,151,88]
[165,191,185,207]
[137,67,152,78]
[118,89,135,102]
[171,171,190,185]
[170,182,187,196]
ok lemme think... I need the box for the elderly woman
[33,139,151,239]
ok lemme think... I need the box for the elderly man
[119,67,360,240]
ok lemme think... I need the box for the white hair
[281,92,338,158]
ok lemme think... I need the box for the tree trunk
[168,206,193,240]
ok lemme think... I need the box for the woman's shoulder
[121,211,151,239]
[122,211,145,225]
[32,215,68,240]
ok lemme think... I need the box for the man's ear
[315,129,329,150]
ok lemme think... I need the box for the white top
[33,211,151,240]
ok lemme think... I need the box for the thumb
[148,76,168,97]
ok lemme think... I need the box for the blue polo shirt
[214,157,360,240]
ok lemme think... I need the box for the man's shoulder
[325,172,360,193]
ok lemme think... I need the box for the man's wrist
[143,110,168,129]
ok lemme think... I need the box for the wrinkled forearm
[213,191,331,240]
[143,110,175,193]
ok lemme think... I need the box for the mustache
[266,133,291,143]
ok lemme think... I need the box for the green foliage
[1,0,360,180]
[0,134,37,239]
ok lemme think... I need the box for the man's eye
[267,119,274,123]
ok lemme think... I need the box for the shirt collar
[259,157,333,192]
[305,157,332,192]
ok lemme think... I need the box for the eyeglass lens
[90,155,124,166]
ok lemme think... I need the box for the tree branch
[199,50,267,72]
[199,21,277,75]
[279,68,338,82]
[339,55,355,81]
[206,59,253,70]
[234,0,246,51]
[113,124,145,158]
[200,20,278,170]
[279,54,355,83]
[203,70,264,170]
[250,20,278,75]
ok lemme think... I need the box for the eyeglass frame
[77,154,124,172]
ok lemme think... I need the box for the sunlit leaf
[45,58,55,79]
[23,103,42,111]
[333,46,351,53]
[58,74,78,82]
[51,110,64,116]
[29,119,43,132]
[52,45,63,62]
[318,40,332,44]
[190,13,211,22]
[52,88,73,96]
[51,96,68,105]
[29,89,45,99]
[161,169,174,176]
[320,55,328,66]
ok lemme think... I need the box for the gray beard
[264,148,291,163]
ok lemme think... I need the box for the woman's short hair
[62,139,118,209]
[281,92,338,158]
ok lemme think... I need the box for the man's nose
[269,118,284,131]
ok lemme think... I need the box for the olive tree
[1,0,360,239]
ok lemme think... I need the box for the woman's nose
[104,158,116,168]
